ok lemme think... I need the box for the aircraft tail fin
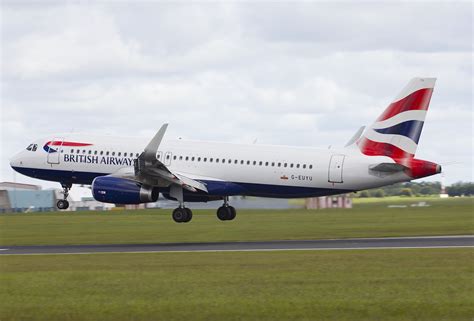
[357,77,436,162]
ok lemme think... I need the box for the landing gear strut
[170,185,192,223]
[217,197,236,221]
[57,183,71,210]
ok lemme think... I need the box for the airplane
[10,78,441,222]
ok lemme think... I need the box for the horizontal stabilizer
[369,163,407,173]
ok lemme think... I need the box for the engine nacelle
[92,176,159,204]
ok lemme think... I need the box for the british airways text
[63,154,134,166]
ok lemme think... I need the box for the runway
[0,235,472,255]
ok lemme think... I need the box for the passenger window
[173,155,177,160]
[106,151,109,156]
[100,151,104,155]
[259,161,262,166]
[234,160,238,164]
[157,154,161,159]
[71,149,74,153]
[271,162,275,167]
[278,163,281,167]
[296,164,300,168]
[284,163,287,168]
[179,156,183,160]
[198,157,201,162]
[253,161,256,165]
[240,160,244,165]
[94,150,98,155]
[136,153,139,157]
[247,161,250,165]
[77,149,80,154]
[191,157,195,161]
[309,165,313,169]
[112,152,115,156]
[166,155,170,160]
[185,156,189,161]
[228,159,232,164]
[303,164,306,169]
[265,162,268,166]
[216,159,220,163]
[210,158,213,162]
[204,158,207,162]
[89,150,92,155]
[124,152,127,157]
[290,164,294,168]
[82,150,85,154]
[118,152,121,157]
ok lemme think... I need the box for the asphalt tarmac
[0,235,472,255]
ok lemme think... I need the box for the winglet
[143,124,168,161]
[345,126,365,147]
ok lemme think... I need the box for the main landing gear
[216,197,236,221]
[57,183,71,210]
[172,207,193,223]
[171,193,237,223]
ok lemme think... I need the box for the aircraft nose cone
[10,154,22,169]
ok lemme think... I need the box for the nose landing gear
[57,183,71,210]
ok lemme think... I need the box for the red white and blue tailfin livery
[10,78,441,222]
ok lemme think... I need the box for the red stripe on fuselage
[377,88,433,121]
[46,141,93,147]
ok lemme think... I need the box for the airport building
[0,182,58,213]
[305,195,352,209]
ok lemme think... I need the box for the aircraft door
[46,137,64,165]
[328,154,345,183]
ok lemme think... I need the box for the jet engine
[92,176,159,204]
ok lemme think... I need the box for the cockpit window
[26,144,38,152]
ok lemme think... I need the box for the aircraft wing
[133,124,208,193]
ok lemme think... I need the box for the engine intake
[92,176,159,204]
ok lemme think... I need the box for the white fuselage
[10,133,411,199]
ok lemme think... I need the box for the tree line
[357,181,474,198]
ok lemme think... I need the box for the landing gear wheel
[183,208,193,223]
[227,206,236,221]
[217,206,236,221]
[172,208,186,223]
[57,199,69,210]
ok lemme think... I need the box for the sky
[1,1,472,199]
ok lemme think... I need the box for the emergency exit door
[328,154,345,183]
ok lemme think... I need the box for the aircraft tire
[217,206,233,221]
[172,208,187,223]
[57,200,69,210]
[183,208,193,222]
[227,206,236,220]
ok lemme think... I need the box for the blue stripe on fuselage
[374,120,424,143]
[11,166,353,199]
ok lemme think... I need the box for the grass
[0,198,472,246]
[0,248,472,321]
